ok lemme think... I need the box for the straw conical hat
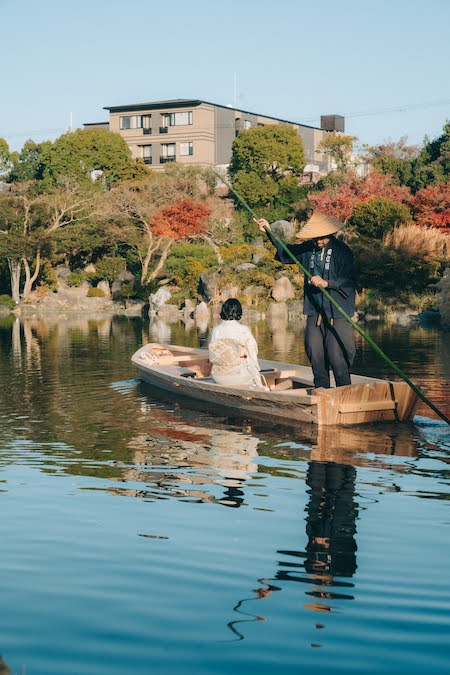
[296,210,345,240]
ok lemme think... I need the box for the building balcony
[160,156,176,164]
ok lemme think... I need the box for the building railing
[160,156,176,164]
[143,158,152,165]
[159,127,169,134]
[143,129,152,135]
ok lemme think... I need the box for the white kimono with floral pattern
[209,320,265,389]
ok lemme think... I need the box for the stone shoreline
[2,265,448,330]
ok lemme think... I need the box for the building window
[243,120,251,130]
[160,143,176,163]
[179,142,193,156]
[162,111,193,127]
[120,115,152,130]
[141,145,152,165]
[136,115,151,129]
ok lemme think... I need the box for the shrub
[349,198,412,239]
[119,281,135,299]
[353,239,441,294]
[219,243,253,264]
[39,260,58,292]
[86,287,106,298]
[356,290,388,317]
[165,243,217,296]
[67,270,85,287]
[0,294,15,310]
[87,257,126,284]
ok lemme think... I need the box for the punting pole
[213,169,450,426]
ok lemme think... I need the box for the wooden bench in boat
[265,372,314,392]
[290,375,315,388]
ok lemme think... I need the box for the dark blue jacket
[267,231,356,319]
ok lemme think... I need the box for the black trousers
[305,315,356,388]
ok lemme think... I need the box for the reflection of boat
[132,343,422,427]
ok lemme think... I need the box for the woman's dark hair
[220,298,242,321]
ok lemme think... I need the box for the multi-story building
[87,99,344,173]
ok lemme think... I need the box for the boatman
[256,211,356,389]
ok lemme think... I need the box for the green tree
[0,138,11,178]
[0,182,96,301]
[409,122,450,191]
[316,133,357,173]
[228,125,306,214]
[7,139,52,183]
[0,193,37,301]
[39,128,149,187]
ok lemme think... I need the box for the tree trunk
[146,240,173,284]
[200,234,223,265]
[7,259,21,303]
[22,250,41,301]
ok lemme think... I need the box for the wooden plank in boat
[338,400,398,414]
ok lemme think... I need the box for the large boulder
[271,277,295,302]
[270,220,295,241]
[194,301,210,318]
[198,272,218,302]
[97,280,111,298]
[149,287,171,314]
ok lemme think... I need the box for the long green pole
[213,170,450,426]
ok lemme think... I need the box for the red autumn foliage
[151,198,211,239]
[308,172,412,222]
[409,183,450,234]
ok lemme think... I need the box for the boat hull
[132,343,422,427]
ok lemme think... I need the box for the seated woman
[209,298,266,389]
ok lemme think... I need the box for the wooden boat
[131,343,422,427]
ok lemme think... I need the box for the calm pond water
[0,312,449,675]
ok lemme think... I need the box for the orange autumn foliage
[308,172,411,222]
[151,198,211,239]
[409,183,450,234]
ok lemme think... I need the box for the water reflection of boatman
[227,459,359,639]
[302,460,358,612]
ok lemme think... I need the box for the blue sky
[2,0,450,153]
